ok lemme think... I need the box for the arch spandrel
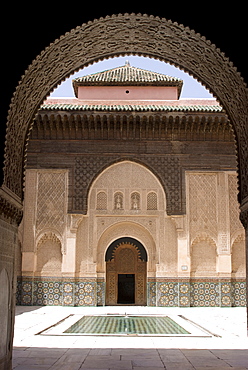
[2,13,248,226]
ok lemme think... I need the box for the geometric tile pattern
[179,282,190,307]
[190,281,220,307]
[231,281,246,307]
[17,277,246,307]
[220,281,232,307]
[147,280,156,306]
[18,277,97,306]
[96,280,105,306]
[156,282,178,307]
[148,280,247,308]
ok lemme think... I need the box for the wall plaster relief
[18,165,246,284]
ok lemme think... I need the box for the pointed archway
[105,238,147,305]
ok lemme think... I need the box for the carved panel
[188,173,218,242]
[147,192,157,210]
[216,173,229,253]
[228,174,244,235]
[36,171,67,235]
[114,192,123,210]
[117,248,135,272]
[131,192,140,210]
[96,191,107,210]
[36,170,68,253]
[136,273,145,305]
[106,271,116,305]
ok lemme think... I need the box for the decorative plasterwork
[68,214,83,233]
[74,156,181,215]
[2,13,248,226]
[35,170,68,254]
[36,232,61,248]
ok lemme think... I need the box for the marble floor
[13,305,248,369]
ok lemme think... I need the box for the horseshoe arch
[1,13,248,369]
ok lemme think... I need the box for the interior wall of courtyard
[17,112,246,308]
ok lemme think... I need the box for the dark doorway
[117,274,135,304]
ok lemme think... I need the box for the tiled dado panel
[147,280,246,307]
[17,277,246,307]
[96,279,105,306]
[190,280,246,307]
[17,277,98,306]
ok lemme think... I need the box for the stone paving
[13,306,248,369]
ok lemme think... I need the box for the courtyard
[13,305,248,369]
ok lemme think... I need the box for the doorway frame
[105,239,147,306]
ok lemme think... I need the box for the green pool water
[64,315,190,335]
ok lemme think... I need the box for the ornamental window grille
[131,192,140,210]
[147,192,157,210]
[114,192,123,210]
[96,191,107,210]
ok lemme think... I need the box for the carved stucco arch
[191,233,217,252]
[2,13,248,226]
[36,230,62,252]
[96,220,156,274]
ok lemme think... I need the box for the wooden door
[106,242,146,305]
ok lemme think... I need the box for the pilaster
[217,172,230,254]
[240,196,248,329]
[0,187,22,370]
[22,170,37,253]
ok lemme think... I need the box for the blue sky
[50,55,213,98]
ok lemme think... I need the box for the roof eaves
[40,103,223,113]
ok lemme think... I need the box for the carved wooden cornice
[240,196,248,229]
[0,185,23,224]
[32,111,232,142]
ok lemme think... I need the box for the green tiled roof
[73,62,183,96]
[40,103,223,113]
